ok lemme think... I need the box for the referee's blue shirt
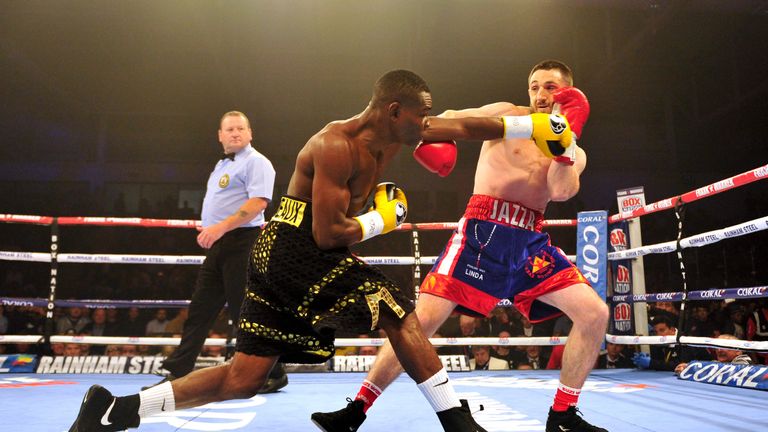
[201,144,275,228]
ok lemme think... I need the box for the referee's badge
[218,174,230,188]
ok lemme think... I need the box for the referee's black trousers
[161,227,260,377]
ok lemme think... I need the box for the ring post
[44,218,60,347]
[411,230,422,301]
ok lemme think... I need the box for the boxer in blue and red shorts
[314,60,609,432]
[423,194,589,322]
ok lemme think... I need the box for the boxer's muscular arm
[440,102,526,119]
[422,116,504,141]
[547,145,587,202]
[421,102,530,141]
[311,136,365,249]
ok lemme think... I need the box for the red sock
[354,380,382,413]
[552,382,581,412]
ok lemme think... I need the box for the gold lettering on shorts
[365,286,406,330]
[272,197,306,227]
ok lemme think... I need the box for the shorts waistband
[464,195,543,232]
[270,195,312,230]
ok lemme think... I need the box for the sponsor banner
[612,302,633,333]
[0,354,38,373]
[332,355,470,372]
[0,297,191,309]
[35,356,165,374]
[611,286,768,303]
[33,355,230,374]
[31,354,472,374]
[611,185,645,335]
[576,211,608,301]
[614,263,631,294]
[678,361,768,391]
[608,220,634,334]
[616,187,645,214]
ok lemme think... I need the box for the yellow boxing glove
[354,182,408,241]
[501,113,574,158]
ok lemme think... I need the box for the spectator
[145,309,169,336]
[164,308,189,336]
[520,345,549,370]
[469,345,509,370]
[201,331,226,358]
[51,342,65,356]
[488,307,514,335]
[721,302,747,340]
[517,314,549,338]
[687,305,717,338]
[674,334,754,374]
[358,346,379,356]
[118,307,147,337]
[56,307,91,335]
[83,308,117,338]
[121,345,138,357]
[63,343,82,356]
[596,342,634,369]
[632,315,703,371]
[711,334,754,364]
[104,345,122,357]
[105,308,120,328]
[9,306,45,335]
[649,301,678,323]
[491,330,523,369]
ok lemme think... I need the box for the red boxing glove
[413,140,457,177]
[552,87,590,139]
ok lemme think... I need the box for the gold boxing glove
[501,113,574,158]
[354,182,408,241]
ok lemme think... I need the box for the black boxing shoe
[311,398,366,432]
[257,363,289,394]
[546,407,608,432]
[436,399,487,432]
[69,385,140,432]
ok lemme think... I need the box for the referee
[146,111,285,392]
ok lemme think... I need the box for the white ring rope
[0,252,577,266]
[3,334,766,352]
[607,215,768,261]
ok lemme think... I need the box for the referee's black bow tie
[221,153,236,161]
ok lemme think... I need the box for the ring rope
[2,164,764,230]
[607,215,768,261]
[5,284,765,312]
[0,252,578,266]
[611,285,768,303]
[608,163,768,222]
[3,334,766,352]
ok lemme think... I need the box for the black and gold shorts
[235,196,414,364]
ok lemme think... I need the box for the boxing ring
[2,164,768,431]
[2,369,765,431]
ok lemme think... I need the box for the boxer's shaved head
[372,70,431,108]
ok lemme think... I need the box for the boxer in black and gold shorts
[236,196,413,363]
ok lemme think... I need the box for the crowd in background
[2,296,765,372]
[1,189,767,370]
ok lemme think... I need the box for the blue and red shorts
[420,194,589,322]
